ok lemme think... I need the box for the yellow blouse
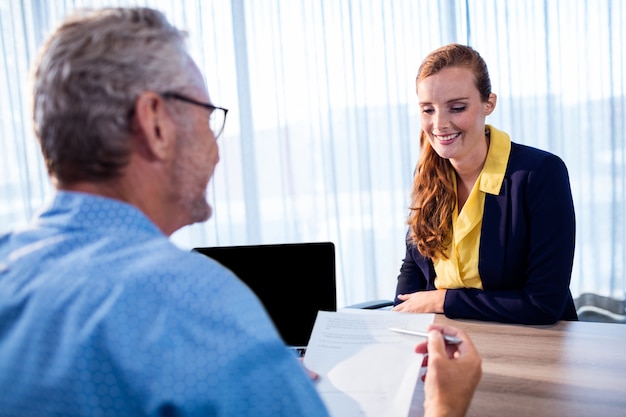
[433,125,511,290]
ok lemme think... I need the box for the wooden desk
[431,315,626,417]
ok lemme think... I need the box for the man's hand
[415,325,482,417]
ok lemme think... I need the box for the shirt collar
[479,124,511,195]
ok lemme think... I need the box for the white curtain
[1,0,624,311]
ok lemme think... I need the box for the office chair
[345,299,394,310]
[575,293,626,324]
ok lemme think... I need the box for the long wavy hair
[408,43,492,259]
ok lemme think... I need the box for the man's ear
[132,91,176,160]
[484,93,497,116]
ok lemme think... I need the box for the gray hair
[32,7,193,183]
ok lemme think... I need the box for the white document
[303,308,434,417]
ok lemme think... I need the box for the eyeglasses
[160,92,228,139]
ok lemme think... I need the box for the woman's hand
[392,289,446,313]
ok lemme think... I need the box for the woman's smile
[434,132,462,143]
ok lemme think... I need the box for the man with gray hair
[0,7,329,416]
[0,6,481,417]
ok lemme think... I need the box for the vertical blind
[1,0,624,310]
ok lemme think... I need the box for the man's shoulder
[113,240,239,288]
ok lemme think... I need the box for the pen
[388,327,463,345]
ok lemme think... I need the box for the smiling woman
[393,44,578,325]
[0,0,624,313]
[417,65,496,210]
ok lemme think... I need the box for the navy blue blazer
[395,142,578,324]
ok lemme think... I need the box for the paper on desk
[303,308,434,417]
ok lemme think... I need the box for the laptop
[192,242,337,355]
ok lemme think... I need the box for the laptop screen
[192,242,337,348]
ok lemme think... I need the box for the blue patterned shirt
[0,191,329,417]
